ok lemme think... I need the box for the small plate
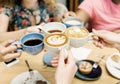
[75,60,102,80]
[10,70,50,84]
[106,54,120,79]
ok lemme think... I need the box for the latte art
[44,34,68,47]
[65,27,88,38]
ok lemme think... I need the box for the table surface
[0,42,120,84]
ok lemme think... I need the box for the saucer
[106,55,120,79]
[75,60,102,80]
[10,70,50,84]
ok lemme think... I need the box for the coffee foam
[65,20,81,25]
[65,27,88,38]
[44,34,68,47]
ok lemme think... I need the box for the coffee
[24,39,42,46]
[65,26,88,38]
[65,26,89,48]
[44,34,69,47]
[44,33,70,55]
[48,30,62,33]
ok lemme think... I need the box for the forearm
[0,29,26,43]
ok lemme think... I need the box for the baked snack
[78,61,93,74]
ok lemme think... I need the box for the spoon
[25,60,33,77]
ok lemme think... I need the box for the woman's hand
[92,29,120,50]
[55,49,77,84]
[0,40,21,62]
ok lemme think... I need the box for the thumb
[58,48,66,66]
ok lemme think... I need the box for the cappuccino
[44,34,69,47]
[44,33,70,54]
[65,26,89,38]
[65,26,89,48]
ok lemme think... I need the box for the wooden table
[0,42,120,84]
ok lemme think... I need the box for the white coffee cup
[38,22,66,35]
[64,26,89,48]
[44,33,70,55]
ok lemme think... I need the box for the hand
[92,29,120,49]
[0,40,21,62]
[26,25,42,33]
[55,49,77,84]
[63,11,76,19]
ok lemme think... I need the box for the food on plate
[78,61,93,74]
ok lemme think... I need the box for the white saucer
[106,55,120,79]
[10,70,50,84]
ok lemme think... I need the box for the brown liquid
[24,39,42,46]
[48,30,62,33]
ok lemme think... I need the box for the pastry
[78,61,93,74]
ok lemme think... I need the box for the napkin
[71,47,92,60]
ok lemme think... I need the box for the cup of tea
[44,33,70,55]
[38,22,66,35]
[64,26,89,48]
[13,33,44,55]
[62,17,84,28]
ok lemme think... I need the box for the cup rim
[108,53,120,69]
[20,32,44,47]
[43,22,66,34]
[62,17,83,26]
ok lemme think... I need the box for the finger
[58,48,66,66]
[1,40,16,47]
[67,50,75,65]
[51,59,59,64]
[93,41,103,48]
[51,60,58,67]
[2,52,21,60]
[51,63,58,67]
[1,45,17,54]
[92,29,103,37]
[92,35,99,41]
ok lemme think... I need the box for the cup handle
[11,41,23,52]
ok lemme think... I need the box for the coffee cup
[62,17,84,28]
[64,26,89,48]
[13,33,44,55]
[37,22,66,35]
[44,33,70,55]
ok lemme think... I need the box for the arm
[0,26,40,43]
[0,14,10,32]
[76,9,90,24]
